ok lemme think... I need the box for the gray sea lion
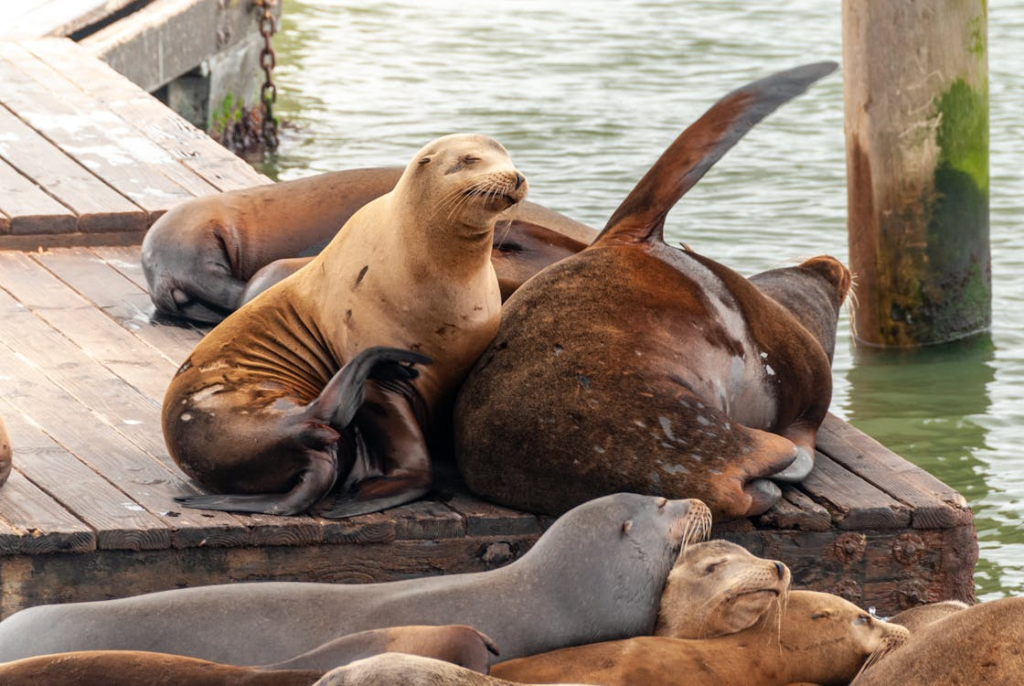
[454,62,846,520]
[851,597,1023,686]
[141,168,595,323]
[0,494,711,666]
[491,590,909,686]
[164,133,529,518]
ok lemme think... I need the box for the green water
[258,0,1024,599]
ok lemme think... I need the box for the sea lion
[142,167,595,323]
[0,625,497,686]
[850,597,1024,686]
[312,654,596,686]
[0,414,10,488]
[164,133,529,518]
[0,494,711,666]
[265,625,498,673]
[887,599,969,633]
[491,590,910,686]
[0,651,323,686]
[454,62,845,520]
[654,539,790,638]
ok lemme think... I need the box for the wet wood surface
[0,37,268,248]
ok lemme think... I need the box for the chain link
[253,0,279,151]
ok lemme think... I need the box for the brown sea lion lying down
[491,590,909,686]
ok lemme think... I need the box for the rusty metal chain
[254,0,279,151]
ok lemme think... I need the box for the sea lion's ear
[811,610,834,620]
[621,520,633,536]
[419,156,432,166]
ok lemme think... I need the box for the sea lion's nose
[774,561,786,579]
[514,173,526,189]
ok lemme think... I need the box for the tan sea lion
[655,539,791,638]
[0,495,710,666]
[141,167,595,323]
[454,62,845,520]
[0,414,10,488]
[313,653,596,686]
[0,625,498,685]
[851,597,1023,686]
[0,651,323,686]
[887,599,969,633]
[492,590,909,686]
[164,134,527,518]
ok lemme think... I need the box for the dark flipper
[596,61,838,246]
[176,347,431,517]
[314,381,431,519]
[307,346,432,429]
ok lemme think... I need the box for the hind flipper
[175,446,338,516]
[770,421,820,482]
[315,381,431,519]
[308,346,432,430]
[725,423,802,517]
[597,61,838,245]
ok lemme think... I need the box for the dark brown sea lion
[851,597,1024,686]
[0,414,10,488]
[164,134,527,518]
[454,62,845,520]
[491,590,909,686]
[654,539,790,638]
[312,654,595,686]
[0,494,711,666]
[142,167,595,323]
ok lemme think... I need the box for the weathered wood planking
[0,245,977,620]
[2,0,139,39]
[0,38,268,245]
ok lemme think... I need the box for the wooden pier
[0,23,977,620]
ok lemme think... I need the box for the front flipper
[176,347,430,517]
[314,382,431,519]
[307,346,432,429]
[770,421,820,482]
[175,445,339,516]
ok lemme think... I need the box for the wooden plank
[0,104,147,233]
[0,532,542,619]
[0,209,10,234]
[25,38,270,193]
[758,485,833,532]
[391,500,466,540]
[33,247,203,365]
[0,285,250,548]
[443,492,543,537]
[817,413,974,529]
[801,452,910,530]
[90,244,153,291]
[0,251,178,402]
[0,230,144,251]
[0,400,168,552]
[0,251,323,547]
[0,41,217,215]
[2,0,138,39]
[0,467,95,556]
[0,156,76,235]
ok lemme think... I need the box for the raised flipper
[175,346,431,516]
[314,380,432,518]
[595,61,838,246]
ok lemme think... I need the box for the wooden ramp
[0,37,267,247]
[0,247,977,618]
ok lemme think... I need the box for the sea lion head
[397,134,528,239]
[776,591,909,685]
[522,494,712,638]
[654,539,791,638]
[141,208,243,323]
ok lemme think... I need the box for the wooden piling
[843,1,989,347]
